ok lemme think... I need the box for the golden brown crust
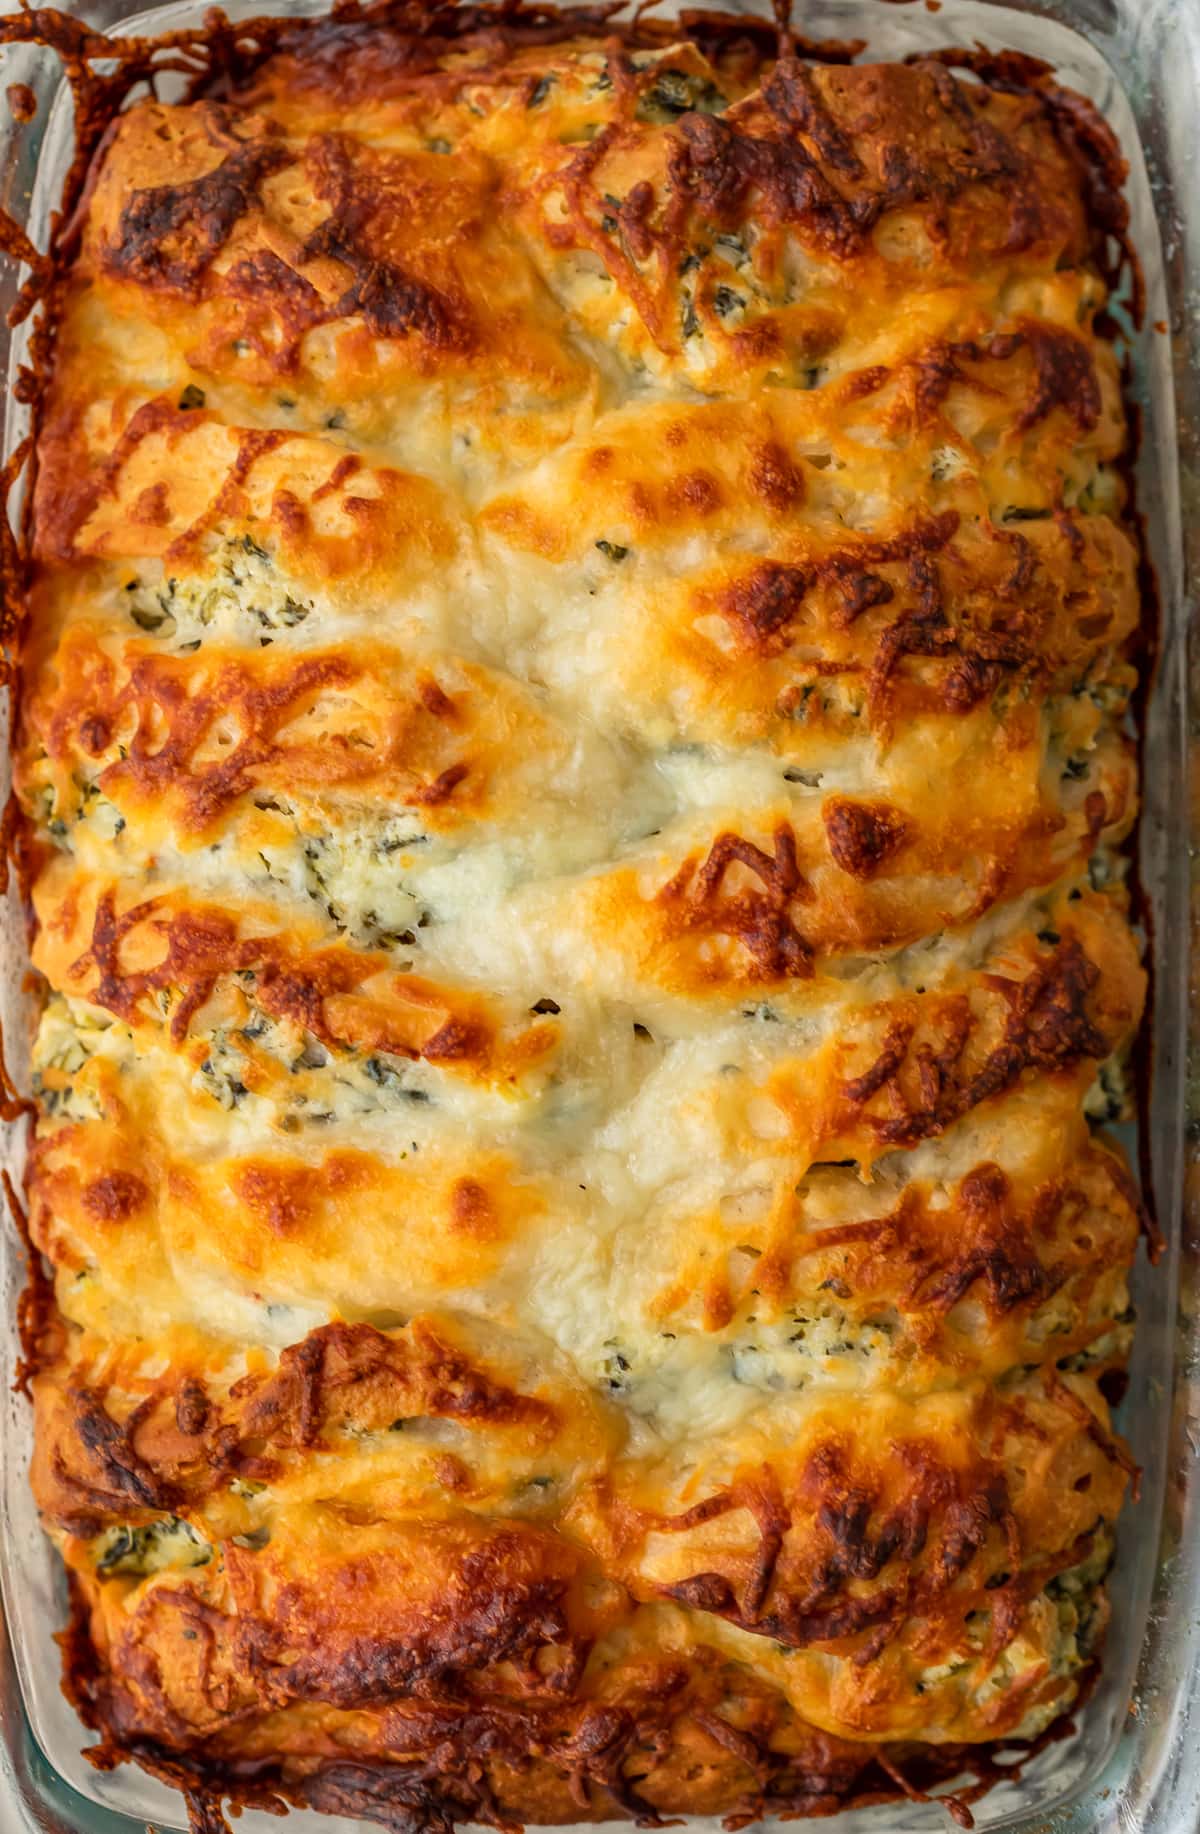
[9,6,1147,1830]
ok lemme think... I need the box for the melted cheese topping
[21,18,1146,1830]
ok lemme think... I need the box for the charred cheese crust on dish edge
[3,2,1152,1829]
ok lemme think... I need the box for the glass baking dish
[0,0,1195,1829]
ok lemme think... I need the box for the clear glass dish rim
[0,0,1195,1830]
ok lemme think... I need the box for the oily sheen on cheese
[17,10,1147,1830]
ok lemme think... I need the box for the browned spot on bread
[131,482,170,526]
[761,60,864,178]
[410,760,470,806]
[749,440,805,511]
[103,128,290,297]
[234,1162,315,1236]
[841,937,1112,1147]
[223,246,324,338]
[658,825,812,981]
[1015,322,1101,432]
[450,1178,497,1239]
[718,512,957,656]
[616,179,657,263]
[823,799,908,878]
[81,1171,149,1223]
[302,132,472,349]
[418,677,456,719]
[174,1379,210,1439]
[842,1020,914,1106]
[44,1387,175,1535]
[721,561,810,651]
[917,1165,1050,1313]
[668,470,723,516]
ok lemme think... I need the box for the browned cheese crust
[13,7,1147,1831]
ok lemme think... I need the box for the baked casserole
[9,4,1149,1829]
